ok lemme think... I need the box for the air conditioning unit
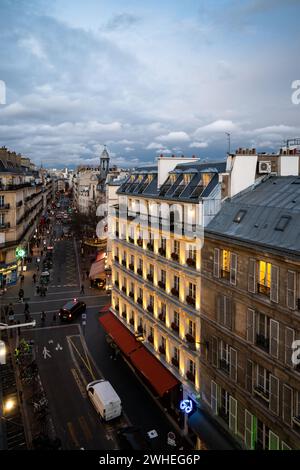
[258,161,271,174]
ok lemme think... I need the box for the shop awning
[99,312,140,356]
[130,347,179,397]
[99,303,111,314]
[89,259,106,280]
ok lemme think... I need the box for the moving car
[116,426,151,450]
[86,379,122,422]
[58,299,86,322]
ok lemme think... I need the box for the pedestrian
[80,284,85,295]
[25,311,30,322]
[41,311,46,325]
[24,302,29,313]
[52,312,57,324]
[32,273,36,284]
[18,288,24,302]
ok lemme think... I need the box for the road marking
[68,336,95,381]
[55,343,63,351]
[73,237,81,288]
[42,346,52,359]
[70,368,87,398]
[78,416,92,442]
[67,421,79,448]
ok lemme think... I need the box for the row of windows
[213,248,299,310]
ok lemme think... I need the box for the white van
[86,380,122,422]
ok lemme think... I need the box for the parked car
[58,299,86,322]
[86,379,122,422]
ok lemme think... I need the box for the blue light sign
[179,399,193,414]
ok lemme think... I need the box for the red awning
[99,312,140,356]
[89,259,105,280]
[130,347,179,397]
[99,303,111,314]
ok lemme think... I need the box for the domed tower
[100,145,110,179]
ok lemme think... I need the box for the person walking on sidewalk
[32,273,36,284]
[18,288,24,302]
[80,284,85,295]
[41,311,46,325]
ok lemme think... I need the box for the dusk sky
[0,0,299,168]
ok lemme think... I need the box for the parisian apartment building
[107,147,300,449]
[0,146,52,289]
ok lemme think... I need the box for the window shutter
[269,375,279,415]
[213,248,220,278]
[211,381,218,414]
[270,319,279,359]
[287,270,296,310]
[248,258,256,293]
[282,384,293,426]
[270,265,279,303]
[285,327,295,367]
[211,336,218,367]
[244,410,254,449]
[246,308,255,343]
[225,297,232,330]
[230,253,237,286]
[269,431,279,450]
[246,360,253,393]
[217,295,225,325]
[229,396,237,434]
[230,347,237,382]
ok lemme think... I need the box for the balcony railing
[147,273,153,283]
[129,263,134,271]
[128,236,134,244]
[171,252,179,261]
[122,259,127,267]
[171,287,179,298]
[147,305,154,314]
[121,286,127,293]
[158,280,166,290]
[122,311,127,319]
[221,269,230,281]
[171,322,179,333]
[219,359,230,375]
[185,333,195,345]
[137,297,143,305]
[186,295,196,307]
[159,345,166,355]
[0,203,10,210]
[186,370,195,383]
[186,258,196,268]
[171,357,179,368]
[0,222,10,230]
[158,247,166,257]
[129,291,134,299]
[137,239,143,247]
[158,313,166,323]
[114,280,119,288]
[137,268,143,276]
[256,334,270,352]
[257,283,270,296]
[147,242,154,252]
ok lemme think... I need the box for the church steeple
[100,145,110,177]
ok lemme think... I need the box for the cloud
[103,13,141,32]
[189,142,208,148]
[146,142,163,149]
[194,120,238,135]
[18,35,48,61]
[156,131,190,143]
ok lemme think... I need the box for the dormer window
[183,174,192,184]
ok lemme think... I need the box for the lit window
[259,261,271,287]
[222,250,230,272]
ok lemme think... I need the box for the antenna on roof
[225,133,231,154]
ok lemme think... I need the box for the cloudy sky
[0,0,299,168]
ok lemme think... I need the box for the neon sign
[16,247,26,259]
[179,399,193,414]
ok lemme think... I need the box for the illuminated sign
[16,247,26,259]
[179,399,193,414]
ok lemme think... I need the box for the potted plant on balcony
[171,322,179,332]
[114,280,119,287]
[137,268,143,276]
[137,297,143,305]
[129,317,134,326]
[128,236,134,243]
[137,238,143,247]
[129,291,134,299]
[115,304,119,311]
[186,370,195,382]
[137,325,143,334]
[158,247,166,256]
[158,313,165,322]
[158,280,165,290]
[122,259,126,266]
[186,257,196,268]
[129,263,134,271]
[171,357,179,367]
[171,287,179,297]
[114,255,119,262]
[186,295,195,307]
[171,252,179,261]
[159,345,166,355]
[147,242,154,251]
[185,333,195,344]
[147,305,153,313]
[121,286,127,293]
[147,273,153,282]
[122,311,127,319]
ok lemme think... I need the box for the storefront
[0,262,18,288]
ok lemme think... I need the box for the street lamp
[3,398,16,414]
[0,340,6,365]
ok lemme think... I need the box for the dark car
[117,426,151,450]
[59,299,86,322]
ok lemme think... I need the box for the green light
[16,247,26,259]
